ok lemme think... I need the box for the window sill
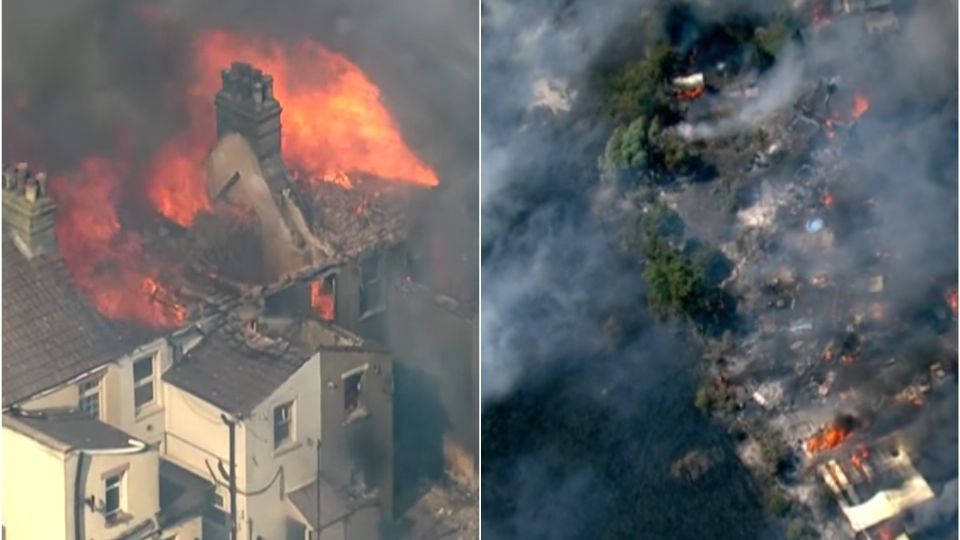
[104,512,134,528]
[134,402,163,421]
[343,408,370,426]
[273,440,302,458]
[358,306,386,322]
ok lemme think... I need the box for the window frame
[358,252,385,317]
[78,377,102,420]
[273,401,295,449]
[104,472,124,523]
[341,365,370,422]
[132,354,157,414]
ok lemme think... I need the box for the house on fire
[3,60,475,540]
[2,166,395,540]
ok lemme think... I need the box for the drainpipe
[73,439,148,540]
[315,440,322,537]
[221,414,238,540]
[74,451,86,540]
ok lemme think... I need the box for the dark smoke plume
[482,0,956,538]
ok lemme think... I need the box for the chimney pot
[252,82,263,106]
[35,172,47,197]
[263,76,274,100]
[24,181,38,203]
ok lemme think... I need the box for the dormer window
[133,355,156,413]
[310,274,336,321]
[78,377,102,420]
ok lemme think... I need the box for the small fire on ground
[806,421,853,456]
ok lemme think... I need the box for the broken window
[273,402,294,449]
[358,253,384,316]
[79,378,102,419]
[310,274,336,321]
[343,371,364,415]
[133,355,155,412]
[104,473,123,522]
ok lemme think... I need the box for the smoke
[484,0,957,538]
[677,45,806,140]
[911,478,960,532]
[482,1,770,538]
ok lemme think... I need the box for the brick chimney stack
[2,162,57,258]
[215,62,283,163]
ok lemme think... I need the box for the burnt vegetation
[484,0,957,538]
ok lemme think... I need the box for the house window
[104,473,123,523]
[309,274,336,321]
[359,253,384,316]
[79,378,102,419]
[133,355,155,412]
[273,402,294,449]
[344,371,364,414]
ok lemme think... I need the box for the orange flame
[49,157,186,328]
[146,137,212,227]
[851,92,870,120]
[144,30,438,228]
[850,444,870,477]
[49,27,436,328]
[822,192,834,207]
[677,86,705,102]
[805,424,851,455]
[310,279,335,320]
[947,290,957,314]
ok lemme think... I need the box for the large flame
[50,157,186,328]
[49,26,437,327]
[145,30,439,227]
[805,424,851,455]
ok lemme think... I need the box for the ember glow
[805,424,851,455]
[947,289,957,314]
[676,86,705,102]
[50,157,186,328]
[310,279,335,320]
[812,1,831,28]
[851,92,870,120]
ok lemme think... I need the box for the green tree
[608,44,679,123]
[642,233,707,320]
[604,117,653,171]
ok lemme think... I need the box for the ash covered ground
[482,1,957,539]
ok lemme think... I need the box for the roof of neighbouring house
[2,236,131,406]
[159,458,215,527]
[162,323,317,415]
[286,476,379,530]
[3,409,142,451]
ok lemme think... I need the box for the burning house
[3,59,475,539]
[817,441,935,539]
